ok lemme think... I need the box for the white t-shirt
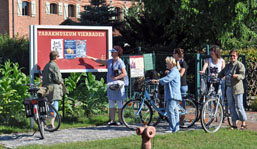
[207,58,224,75]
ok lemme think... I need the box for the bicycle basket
[38,97,49,115]
[23,99,33,117]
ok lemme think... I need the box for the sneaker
[107,121,116,125]
[165,130,173,133]
[116,121,123,126]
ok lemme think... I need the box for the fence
[87,52,256,109]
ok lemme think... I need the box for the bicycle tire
[36,116,45,139]
[44,104,61,132]
[121,100,152,130]
[180,98,198,128]
[225,108,233,127]
[201,98,223,133]
[150,98,167,126]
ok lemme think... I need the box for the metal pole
[206,44,210,56]
[29,25,34,128]
[195,53,201,101]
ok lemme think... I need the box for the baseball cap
[110,48,118,53]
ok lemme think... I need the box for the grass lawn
[0,114,109,135]
[16,128,257,149]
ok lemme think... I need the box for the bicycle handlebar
[200,74,222,83]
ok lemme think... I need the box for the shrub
[0,34,29,74]
[0,60,30,126]
[63,72,108,118]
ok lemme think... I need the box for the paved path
[0,112,256,148]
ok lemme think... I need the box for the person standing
[199,45,225,92]
[173,48,188,126]
[42,51,64,128]
[218,50,247,130]
[152,57,182,133]
[86,46,128,126]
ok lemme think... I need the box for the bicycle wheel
[201,98,223,133]
[150,99,168,126]
[180,98,198,128]
[44,104,61,132]
[36,116,45,139]
[224,107,233,127]
[121,100,152,130]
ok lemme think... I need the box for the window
[22,1,29,16]
[50,3,57,14]
[68,5,75,17]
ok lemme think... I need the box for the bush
[63,72,108,118]
[0,34,29,74]
[0,60,30,126]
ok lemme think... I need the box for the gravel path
[0,112,256,148]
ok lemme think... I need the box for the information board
[30,25,112,74]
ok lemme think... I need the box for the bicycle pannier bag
[38,97,49,115]
[23,99,33,117]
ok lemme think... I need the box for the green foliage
[77,72,108,116]
[251,98,257,111]
[221,48,257,62]
[0,60,30,126]
[64,72,108,117]
[0,34,29,74]
[79,0,120,28]
[119,0,257,53]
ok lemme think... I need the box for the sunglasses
[229,55,236,58]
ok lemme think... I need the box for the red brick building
[0,0,136,38]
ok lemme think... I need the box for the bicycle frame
[137,86,187,118]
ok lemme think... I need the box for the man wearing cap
[42,51,64,128]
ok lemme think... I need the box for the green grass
[16,128,257,149]
[0,114,109,135]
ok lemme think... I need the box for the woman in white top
[199,45,225,92]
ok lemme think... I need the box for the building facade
[0,0,135,38]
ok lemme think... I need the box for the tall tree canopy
[79,0,120,27]
[118,0,257,53]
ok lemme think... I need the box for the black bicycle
[23,83,61,139]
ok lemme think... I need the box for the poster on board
[64,40,76,59]
[30,25,112,73]
[51,39,63,59]
[76,40,87,58]
[130,55,144,78]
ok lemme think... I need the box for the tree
[79,0,120,28]
[118,0,257,53]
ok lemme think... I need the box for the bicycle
[200,75,232,133]
[23,83,61,139]
[121,80,198,130]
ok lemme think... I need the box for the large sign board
[30,25,112,77]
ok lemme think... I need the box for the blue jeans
[49,100,59,117]
[226,87,247,122]
[221,80,225,106]
[166,99,180,132]
[181,85,188,106]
